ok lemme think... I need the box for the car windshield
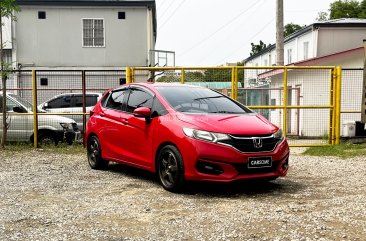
[156,86,252,114]
[9,94,33,111]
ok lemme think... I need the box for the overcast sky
[155,0,335,66]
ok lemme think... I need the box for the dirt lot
[0,148,365,240]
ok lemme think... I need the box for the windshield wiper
[194,96,224,101]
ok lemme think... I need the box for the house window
[38,11,46,19]
[118,12,126,19]
[287,49,292,64]
[82,19,105,47]
[303,42,309,60]
[3,50,12,64]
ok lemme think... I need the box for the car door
[122,86,156,168]
[97,88,129,161]
[0,96,32,141]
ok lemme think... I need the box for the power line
[214,16,275,66]
[158,0,177,20]
[177,0,265,58]
[159,0,187,30]
[196,0,267,65]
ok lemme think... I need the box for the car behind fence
[0,67,364,148]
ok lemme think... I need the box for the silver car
[38,93,102,131]
[0,93,80,145]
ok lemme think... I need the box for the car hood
[176,113,277,135]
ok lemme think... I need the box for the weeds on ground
[303,142,366,158]
[0,142,85,155]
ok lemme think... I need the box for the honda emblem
[253,138,263,148]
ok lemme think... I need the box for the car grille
[218,135,281,153]
[234,161,280,175]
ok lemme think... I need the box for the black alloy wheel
[157,145,184,192]
[87,136,108,169]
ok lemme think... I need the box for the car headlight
[183,128,230,143]
[60,123,73,131]
[273,129,284,139]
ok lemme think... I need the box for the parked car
[0,93,80,145]
[38,93,102,131]
[85,83,289,192]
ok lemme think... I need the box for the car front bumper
[181,138,290,182]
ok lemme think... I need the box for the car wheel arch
[154,142,182,172]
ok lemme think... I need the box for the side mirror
[133,107,152,123]
[43,102,49,109]
[13,106,26,113]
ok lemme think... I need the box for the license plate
[248,156,272,168]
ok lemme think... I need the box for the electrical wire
[159,0,187,30]
[177,0,266,58]
[214,16,276,65]
[158,0,177,20]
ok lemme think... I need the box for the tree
[250,40,267,56]
[330,0,360,19]
[318,0,366,20]
[0,0,20,148]
[316,11,329,21]
[284,23,304,37]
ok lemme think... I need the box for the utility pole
[362,40,366,123]
[276,0,284,66]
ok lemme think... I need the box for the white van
[0,93,80,145]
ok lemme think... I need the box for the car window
[73,95,83,108]
[0,96,20,112]
[126,88,154,113]
[86,95,98,107]
[48,95,71,109]
[105,90,127,111]
[156,86,252,114]
[151,98,168,117]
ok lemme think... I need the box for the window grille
[82,19,105,47]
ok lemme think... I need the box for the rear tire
[87,136,108,169]
[157,145,185,192]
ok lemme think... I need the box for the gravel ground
[0,148,365,240]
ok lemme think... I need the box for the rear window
[156,86,251,114]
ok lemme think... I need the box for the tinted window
[156,86,252,114]
[126,88,153,113]
[106,90,126,111]
[0,96,21,112]
[152,98,168,117]
[48,95,71,109]
[73,95,98,108]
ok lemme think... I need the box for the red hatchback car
[86,83,289,192]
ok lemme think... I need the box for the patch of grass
[303,143,366,158]
[0,142,85,155]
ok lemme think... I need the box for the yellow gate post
[32,70,38,148]
[181,68,185,84]
[126,67,131,84]
[283,67,288,137]
[335,66,342,144]
[231,67,235,99]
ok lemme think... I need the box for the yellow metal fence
[127,66,342,147]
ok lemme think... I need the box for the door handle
[100,112,105,117]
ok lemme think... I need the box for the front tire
[157,145,185,192]
[87,136,108,169]
[38,132,58,146]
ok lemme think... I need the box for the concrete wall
[14,6,154,68]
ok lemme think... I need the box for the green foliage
[303,143,366,158]
[330,0,361,19]
[250,40,267,56]
[318,0,366,20]
[316,11,329,21]
[284,23,304,37]
[0,0,20,19]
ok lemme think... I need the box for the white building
[6,0,157,70]
[244,19,366,138]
